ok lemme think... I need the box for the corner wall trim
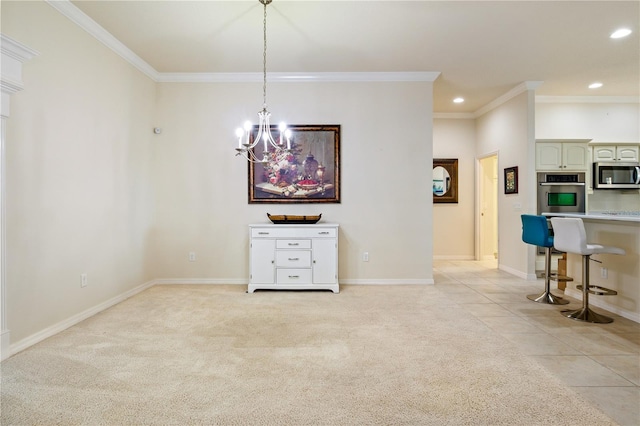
[1,330,9,361]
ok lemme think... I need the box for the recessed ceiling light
[610,28,632,39]
[453,97,464,103]
[589,82,603,89]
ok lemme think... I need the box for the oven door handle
[539,182,585,186]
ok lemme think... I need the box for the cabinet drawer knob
[288,243,299,246]
[258,232,270,235]
[288,275,300,279]
[318,231,330,235]
[288,257,300,261]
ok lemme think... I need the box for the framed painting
[248,124,341,203]
[504,166,518,194]
[433,158,458,203]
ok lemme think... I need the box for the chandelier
[235,0,290,163]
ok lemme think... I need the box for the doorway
[477,154,498,262]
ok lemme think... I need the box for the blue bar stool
[550,217,625,324]
[521,214,569,305]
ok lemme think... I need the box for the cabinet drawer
[276,250,311,267]
[277,269,312,284]
[251,227,337,239]
[276,239,311,249]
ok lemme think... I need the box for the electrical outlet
[80,273,87,288]
[189,252,196,262]
[363,252,369,262]
[600,267,608,279]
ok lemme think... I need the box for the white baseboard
[155,278,438,286]
[1,329,10,361]
[8,280,156,358]
[564,287,640,324]
[340,279,435,285]
[433,255,475,260]
[153,278,247,285]
[498,264,529,280]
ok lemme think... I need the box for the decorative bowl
[267,213,322,224]
[296,179,319,191]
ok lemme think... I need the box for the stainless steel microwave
[593,162,640,189]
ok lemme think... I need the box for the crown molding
[47,1,440,84]
[1,34,39,62]
[157,71,441,83]
[1,33,39,118]
[1,78,24,96]
[45,0,159,81]
[433,112,476,119]
[536,96,640,104]
[473,81,543,117]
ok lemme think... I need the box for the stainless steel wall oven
[537,172,586,254]
[537,172,586,215]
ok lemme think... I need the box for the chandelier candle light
[235,0,291,163]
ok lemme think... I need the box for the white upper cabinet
[592,145,639,162]
[536,141,589,171]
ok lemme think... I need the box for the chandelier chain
[262,1,268,109]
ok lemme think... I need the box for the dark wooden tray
[267,213,322,224]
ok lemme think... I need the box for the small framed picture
[504,166,518,194]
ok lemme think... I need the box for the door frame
[475,152,499,261]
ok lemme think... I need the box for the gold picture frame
[248,124,341,204]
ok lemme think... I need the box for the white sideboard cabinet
[248,224,339,293]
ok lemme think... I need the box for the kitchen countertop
[542,212,640,223]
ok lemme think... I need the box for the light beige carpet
[1,284,616,425]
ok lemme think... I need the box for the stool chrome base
[527,291,570,305]
[528,246,570,305]
[562,307,613,324]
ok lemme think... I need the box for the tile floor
[434,259,640,426]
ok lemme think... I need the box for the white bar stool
[549,217,625,324]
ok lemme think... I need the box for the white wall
[432,118,475,259]
[151,81,434,283]
[3,1,156,344]
[536,102,640,142]
[476,91,535,277]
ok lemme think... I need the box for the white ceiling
[67,0,639,113]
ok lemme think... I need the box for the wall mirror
[433,158,458,203]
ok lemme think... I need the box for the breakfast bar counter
[543,212,640,223]
[542,212,639,323]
